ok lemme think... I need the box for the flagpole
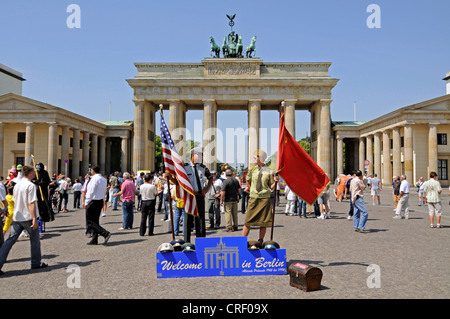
[160,104,176,241]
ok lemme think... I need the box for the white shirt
[0,182,6,202]
[140,183,158,201]
[400,180,410,194]
[285,186,297,201]
[371,177,381,190]
[13,177,40,222]
[72,182,82,192]
[85,174,107,205]
[59,179,68,192]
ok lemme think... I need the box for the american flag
[160,113,198,216]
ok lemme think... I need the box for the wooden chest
[288,262,323,292]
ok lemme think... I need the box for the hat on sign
[263,240,280,249]
[181,243,195,252]
[170,239,185,251]
[247,240,263,250]
[157,243,174,253]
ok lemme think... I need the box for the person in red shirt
[112,172,135,230]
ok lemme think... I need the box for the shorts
[428,202,442,217]
[371,188,380,196]
[317,193,329,205]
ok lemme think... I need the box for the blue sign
[156,236,287,278]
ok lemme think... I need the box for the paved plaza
[0,185,448,299]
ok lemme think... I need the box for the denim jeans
[0,220,42,269]
[174,207,184,235]
[353,197,368,230]
[122,200,134,229]
[111,188,120,210]
[298,199,307,217]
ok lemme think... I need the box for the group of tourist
[0,146,446,276]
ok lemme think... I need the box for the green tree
[155,135,163,171]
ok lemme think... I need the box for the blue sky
[1,0,449,166]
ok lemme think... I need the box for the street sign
[64,159,69,164]
[364,160,370,166]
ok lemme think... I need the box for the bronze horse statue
[210,36,221,58]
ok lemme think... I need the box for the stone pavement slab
[0,187,448,299]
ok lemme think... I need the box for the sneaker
[31,262,48,270]
[393,215,402,219]
[118,227,125,230]
[326,213,331,219]
[347,215,352,220]
[317,214,325,219]
[430,224,435,228]
[437,224,442,228]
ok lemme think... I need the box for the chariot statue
[209,14,256,59]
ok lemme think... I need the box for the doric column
[374,132,381,176]
[168,99,186,160]
[336,137,344,175]
[121,136,128,173]
[317,99,332,178]
[382,130,392,185]
[404,124,413,181]
[47,122,58,175]
[72,128,81,179]
[146,102,157,171]
[0,122,4,174]
[61,126,70,176]
[82,131,90,175]
[428,123,438,174]
[133,99,145,174]
[284,99,297,139]
[359,137,365,171]
[366,135,373,176]
[91,134,98,166]
[248,99,261,166]
[105,138,111,175]
[203,99,217,171]
[24,122,34,165]
[99,135,106,174]
[392,127,401,177]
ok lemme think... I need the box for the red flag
[276,111,330,204]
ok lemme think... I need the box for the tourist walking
[139,174,158,236]
[423,172,442,228]
[220,168,241,232]
[371,173,382,205]
[392,176,401,210]
[113,172,135,230]
[416,177,425,206]
[72,179,82,209]
[84,166,111,245]
[394,175,410,219]
[284,185,297,216]
[0,165,48,275]
[350,170,369,233]
[344,171,356,220]
[239,170,249,214]
[317,184,331,219]
[207,171,222,229]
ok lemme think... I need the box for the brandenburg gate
[126,17,339,177]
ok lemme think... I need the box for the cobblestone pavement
[0,186,448,299]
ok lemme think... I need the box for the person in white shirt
[58,176,69,213]
[394,175,410,219]
[284,185,297,216]
[424,171,442,228]
[370,174,382,205]
[139,173,158,236]
[72,179,83,209]
[84,166,111,245]
[0,165,48,276]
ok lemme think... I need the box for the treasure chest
[288,262,323,292]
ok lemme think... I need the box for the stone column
[366,135,373,176]
[99,135,106,174]
[121,136,128,173]
[146,102,157,172]
[317,99,332,178]
[203,99,217,171]
[105,138,111,175]
[133,99,145,174]
[336,137,344,176]
[47,122,58,175]
[72,128,81,179]
[392,127,401,177]
[168,99,186,160]
[374,132,381,176]
[382,130,392,185]
[428,123,438,174]
[61,126,70,176]
[284,99,297,139]
[0,123,4,174]
[404,124,413,181]
[248,99,261,166]
[24,122,34,165]
[359,137,365,171]
[91,134,98,166]
[82,131,90,174]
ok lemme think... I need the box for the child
[3,186,14,236]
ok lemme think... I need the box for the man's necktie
[193,164,202,193]
[256,167,262,192]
